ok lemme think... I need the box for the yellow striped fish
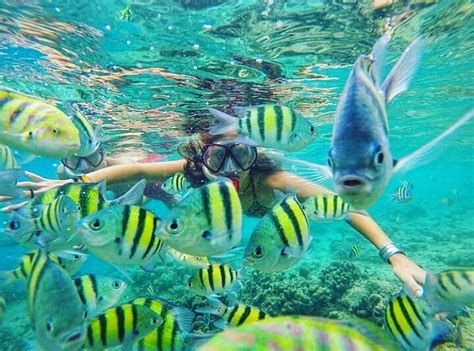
[0,296,5,323]
[350,244,361,258]
[161,172,190,195]
[0,87,80,158]
[302,194,353,221]
[85,303,162,350]
[130,297,195,351]
[391,180,413,202]
[76,204,165,267]
[425,269,474,314]
[0,144,18,169]
[157,178,242,257]
[71,109,100,157]
[209,105,317,151]
[166,247,210,269]
[384,292,449,350]
[187,263,244,296]
[27,250,87,350]
[1,250,86,285]
[197,297,268,329]
[244,193,310,272]
[74,274,128,318]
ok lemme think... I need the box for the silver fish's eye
[112,281,121,289]
[89,219,102,230]
[9,219,20,230]
[253,246,263,258]
[375,151,384,165]
[327,157,332,168]
[309,125,316,134]
[167,219,181,234]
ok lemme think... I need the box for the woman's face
[201,140,257,189]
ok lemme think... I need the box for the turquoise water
[0,0,473,350]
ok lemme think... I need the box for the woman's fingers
[24,171,48,182]
[15,181,45,189]
[1,201,29,213]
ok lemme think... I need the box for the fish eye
[53,128,58,134]
[8,219,20,230]
[89,219,102,230]
[327,157,332,168]
[112,281,121,289]
[167,219,181,234]
[309,125,316,134]
[252,246,263,258]
[187,281,193,287]
[150,318,159,326]
[46,320,54,333]
[374,151,384,165]
[83,310,88,319]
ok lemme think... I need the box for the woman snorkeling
[0,133,426,297]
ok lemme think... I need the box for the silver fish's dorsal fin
[369,34,391,88]
[381,36,424,103]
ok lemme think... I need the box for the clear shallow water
[0,0,473,350]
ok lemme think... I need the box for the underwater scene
[0,0,473,350]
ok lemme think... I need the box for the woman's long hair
[177,134,281,187]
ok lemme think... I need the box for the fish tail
[195,296,227,316]
[208,108,238,135]
[370,33,391,87]
[382,36,424,103]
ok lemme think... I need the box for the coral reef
[239,261,364,320]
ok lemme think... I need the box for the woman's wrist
[379,242,406,264]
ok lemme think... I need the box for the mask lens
[231,144,256,170]
[85,148,104,167]
[62,156,81,170]
[202,145,227,172]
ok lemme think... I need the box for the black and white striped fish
[391,180,413,202]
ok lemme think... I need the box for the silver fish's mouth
[337,175,372,192]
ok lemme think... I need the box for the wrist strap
[72,175,93,183]
[379,242,405,263]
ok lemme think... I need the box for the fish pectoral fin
[393,110,473,175]
[381,35,424,103]
[113,179,146,205]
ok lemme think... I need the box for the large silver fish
[286,35,473,210]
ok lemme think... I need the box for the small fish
[209,105,317,151]
[1,250,86,285]
[0,296,5,323]
[200,316,400,350]
[424,269,474,314]
[244,193,310,272]
[27,250,87,350]
[161,172,191,195]
[196,297,268,329]
[166,247,210,269]
[0,169,24,197]
[391,180,413,202]
[156,178,242,257]
[187,263,244,296]
[301,194,353,221]
[350,244,361,258]
[27,179,146,218]
[0,144,18,169]
[440,197,454,207]
[71,109,100,157]
[384,292,450,350]
[74,274,128,318]
[75,204,165,267]
[0,87,80,158]
[130,297,196,351]
[296,35,473,210]
[85,303,162,350]
[117,5,132,21]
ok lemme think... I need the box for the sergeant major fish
[74,274,128,318]
[187,263,245,296]
[27,250,87,350]
[0,87,80,158]
[301,194,353,222]
[85,303,162,350]
[156,178,242,257]
[161,172,191,196]
[209,105,317,151]
[71,109,101,157]
[391,180,413,202]
[297,35,473,210]
[75,204,165,269]
[244,193,310,272]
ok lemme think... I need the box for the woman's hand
[0,171,70,212]
[389,253,427,297]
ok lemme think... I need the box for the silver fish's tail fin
[112,179,146,205]
[370,34,391,88]
[382,35,424,103]
[394,109,473,175]
[208,108,238,135]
